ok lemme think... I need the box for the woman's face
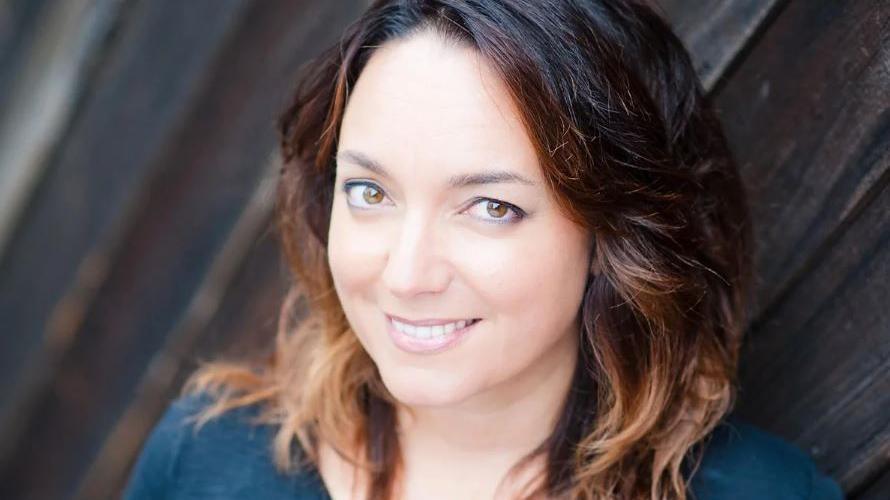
[327,31,593,410]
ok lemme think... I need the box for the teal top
[123,392,844,499]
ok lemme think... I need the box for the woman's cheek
[328,207,387,291]
[466,222,584,319]
[448,229,535,300]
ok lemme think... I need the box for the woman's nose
[380,211,451,299]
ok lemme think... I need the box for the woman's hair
[183,1,755,498]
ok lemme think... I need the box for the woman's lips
[386,313,481,354]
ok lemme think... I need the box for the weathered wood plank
[736,185,888,490]
[856,465,890,500]
[713,0,889,320]
[0,0,253,493]
[0,0,126,258]
[717,1,889,494]
[0,0,253,465]
[656,0,784,91]
[0,1,368,498]
[76,170,287,500]
[79,223,289,500]
[0,0,54,116]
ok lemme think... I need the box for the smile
[389,316,480,339]
[385,313,482,354]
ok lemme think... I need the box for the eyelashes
[341,180,526,225]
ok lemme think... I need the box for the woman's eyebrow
[336,149,536,187]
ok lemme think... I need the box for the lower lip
[386,316,481,354]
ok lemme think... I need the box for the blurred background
[0,0,887,498]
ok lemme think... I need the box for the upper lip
[386,313,478,327]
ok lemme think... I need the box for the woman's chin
[379,369,474,408]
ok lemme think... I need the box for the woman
[124,1,844,498]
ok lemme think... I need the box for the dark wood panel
[856,465,890,500]
[0,0,251,465]
[0,1,369,498]
[656,0,784,91]
[0,0,128,256]
[736,184,888,490]
[79,228,290,500]
[714,0,889,494]
[0,0,53,117]
[713,0,889,319]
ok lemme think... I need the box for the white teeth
[415,326,432,339]
[391,318,476,339]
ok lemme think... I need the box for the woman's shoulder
[125,396,844,499]
[122,391,330,500]
[688,413,845,499]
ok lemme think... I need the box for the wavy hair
[183,1,755,498]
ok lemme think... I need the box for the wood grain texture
[714,0,888,320]
[0,1,369,499]
[857,466,890,500]
[77,169,286,500]
[0,0,251,467]
[0,0,126,259]
[711,0,889,494]
[656,0,784,91]
[737,184,888,490]
[0,0,55,117]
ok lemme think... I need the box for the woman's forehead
[337,31,541,181]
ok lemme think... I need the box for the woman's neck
[318,331,579,500]
[394,330,579,498]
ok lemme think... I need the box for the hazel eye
[343,181,391,209]
[466,198,525,225]
[361,185,384,204]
